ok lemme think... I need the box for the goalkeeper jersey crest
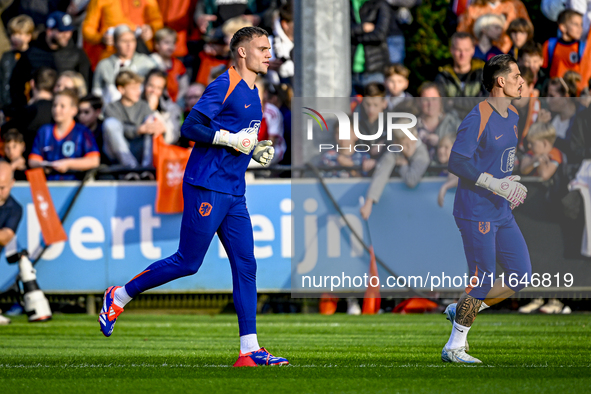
[452,101,519,221]
[184,67,263,196]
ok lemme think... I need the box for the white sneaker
[441,345,482,363]
[347,297,361,315]
[562,305,572,314]
[0,314,11,325]
[518,298,544,313]
[539,299,564,314]
[444,303,469,351]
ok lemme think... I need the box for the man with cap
[8,11,91,114]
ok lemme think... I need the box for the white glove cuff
[213,130,230,146]
[476,172,494,189]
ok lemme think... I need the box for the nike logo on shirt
[495,135,503,140]
[245,104,251,108]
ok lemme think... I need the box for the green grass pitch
[0,313,590,393]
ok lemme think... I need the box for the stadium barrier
[0,177,589,296]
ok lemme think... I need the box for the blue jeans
[387,35,406,64]
[351,72,385,95]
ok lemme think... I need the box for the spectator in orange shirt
[457,0,531,53]
[157,0,198,57]
[543,10,585,79]
[151,28,189,103]
[82,0,164,66]
[192,16,252,86]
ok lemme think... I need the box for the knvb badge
[302,107,418,153]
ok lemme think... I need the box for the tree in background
[404,0,556,94]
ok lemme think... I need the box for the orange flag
[362,245,381,314]
[26,168,68,245]
[578,29,591,94]
[153,135,191,214]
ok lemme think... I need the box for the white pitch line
[0,363,589,369]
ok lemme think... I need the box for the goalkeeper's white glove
[252,140,274,166]
[213,129,257,155]
[476,173,528,209]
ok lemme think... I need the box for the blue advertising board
[0,178,466,293]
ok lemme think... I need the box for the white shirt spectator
[264,102,286,164]
[268,15,294,84]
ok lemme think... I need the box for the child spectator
[383,63,412,110]
[457,0,532,53]
[543,10,585,79]
[142,69,181,145]
[0,15,34,108]
[54,71,88,98]
[183,83,205,118]
[5,67,57,159]
[354,82,389,160]
[151,28,189,103]
[78,94,107,164]
[2,129,27,181]
[539,73,585,154]
[519,41,548,92]
[436,133,459,207]
[102,71,161,168]
[28,89,100,180]
[506,17,534,59]
[360,127,430,219]
[268,3,294,85]
[520,122,563,181]
[435,133,456,169]
[473,14,505,62]
[320,124,373,178]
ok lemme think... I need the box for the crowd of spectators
[341,0,591,205]
[0,0,590,193]
[0,0,294,180]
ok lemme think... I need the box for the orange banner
[153,135,191,214]
[26,168,68,245]
[362,245,381,314]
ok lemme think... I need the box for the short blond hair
[154,27,177,44]
[7,14,34,35]
[58,71,88,97]
[115,70,144,87]
[527,122,556,145]
[222,16,253,38]
[473,13,505,38]
[384,63,410,79]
